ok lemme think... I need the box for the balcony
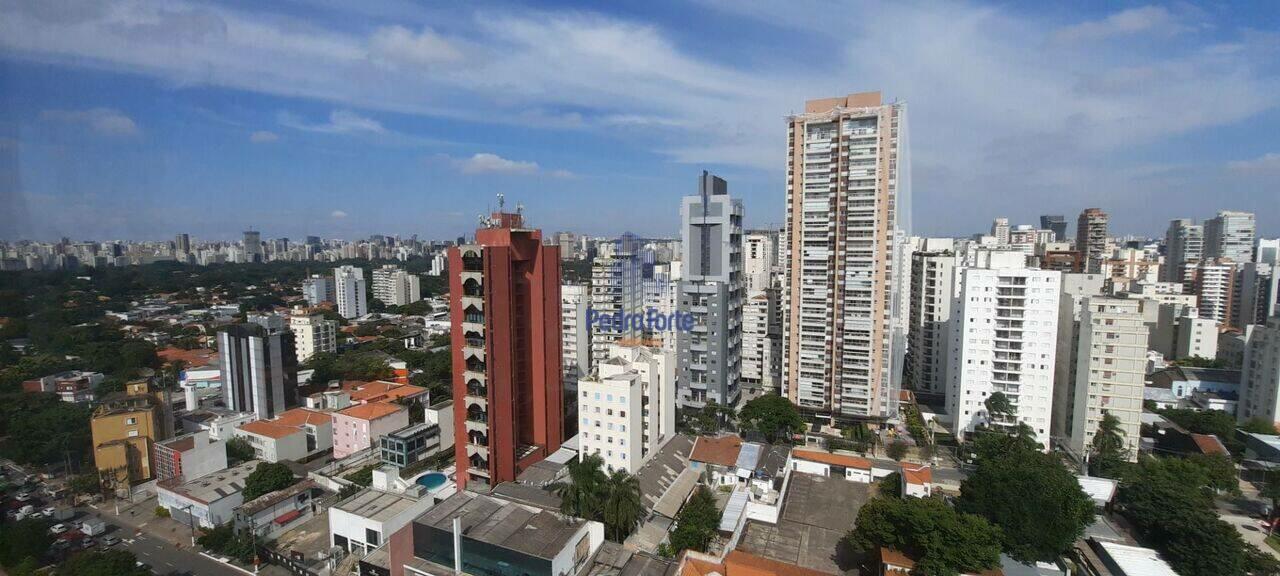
[462,255,483,272]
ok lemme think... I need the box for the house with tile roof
[788,449,895,484]
[231,407,333,463]
[332,402,409,459]
[690,435,744,486]
[680,549,835,576]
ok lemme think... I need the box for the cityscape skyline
[3,1,1280,242]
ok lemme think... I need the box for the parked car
[80,538,95,549]
[14,492,32,502]
[101,536,120,547]
[41,506,57,517]
[49,523,69,534]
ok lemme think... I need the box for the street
[121,531,248,576]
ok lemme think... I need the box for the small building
[1076,476,1118,509]
[788,449,894,484]
[153,430,228,483]
[157,459,259,528]
[680,549,833,576]
[332,402,410,459]
[1147,366,1240,399]
[234,479,325,539]
[1074,538,1177,576]
[380,422,442,469]
[91,385,167,487]
[180,409,258,441]
[23,370,104,403]
[232,408,333,463]
[689,435,743,486]
[900,463,933,498]
[329,484,434,556]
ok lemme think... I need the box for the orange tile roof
[273,408,331,427]
[791,449,872,470]
[681,551,835,576]
[337,401,406,421]
[1191,433,1229,456]
[690,435,743,467]
[901,463,933,485]
[880,548,1003,576]
[157,347,217,366]
[238,420,303,440]
[349,382,427,403]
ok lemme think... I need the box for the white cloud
[369,25,463,69]
[278,109,386,134]
[39,108,139,135]
[1053,6,1189,44]
[249,130,279,143]
[331,209,348,219]
[445,153,574,178]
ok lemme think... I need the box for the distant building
[332,402,409,459]
[372,264,422,307]
[1069,297,1148,462]
[301,274,335,306]
[1040,214,1067,242]
[1204,210,1256,263]
[91,380,168,487]
[1163,219,1203,283]
[1076,208,1109,274]
[243,230,262,263]
[1239,317,1280,425]
[334,265,368,319]
[22,370,104,403]
[561,284,591,383]
[153,430,228,484]
[218,323,299,420]
[233,407,333,462]
[289,306,337,362]
[741,288,782,396]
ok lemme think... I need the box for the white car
[40,507,56,517]
[14,492,32,502]
[49,523,69,534]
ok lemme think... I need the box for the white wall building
[908,250,960,395]
[743,230,779,293]
[741,289,781,397]
[1239,317,1280,425]
[372,265,422,307]
[334,265,368,319]
[1052,274,1108,438]
[577,345,675,473]
[947,265,1061,448]
[289,307,337,362]
[561,284,591,382]
[1069,297,1148,461]
[1177,314,1219,360]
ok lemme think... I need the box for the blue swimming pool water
[415,472,447,490]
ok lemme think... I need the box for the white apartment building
[1176,314,1218,360]
[782,92,910,420]
[334,265,368,319]
[562,284,591,382]
[1069,297,1147,461]
[1235,262,1280,327]
[1052,274,1107,438]
[744,230,779,293]
[590,245,642,370]
[991,218,1010,246]
[371,265,421,307]
[1188,259,1235,326]
[1163,219,1203,283]
[741,289,781,397]
[947,266,1061,449]
[1205,210,1256,263]
[907,250,960,395]
[1239,316,1280,425]
[577,345,676,473]
[301,274,335,306]
[289,307,337,362]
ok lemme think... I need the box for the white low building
[577,345,676,473]
[328,468,436,556]
[157,459,258,528]
[231,408,332,463]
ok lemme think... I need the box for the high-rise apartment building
[906,250,960,396]
[590,242,642,369]
[174,233,190,255]
[289,307,337,363]
[371,264,422,307]
[1075,208,1109,274]
[334,265,368,319]
[1257,238,1280,265]
[576,345,675,473]
[1239,317,1280,426]
[1163,219,1203,283]
[782,92,910,420]
[1051,273,1107,438]
[301,274,335,306]
[217,324,299,420]
[677,171,744,408]
[1205,210,1256,263]
[744,230,779,292]
[1069,297,1147,462]
[562,284,591,382]
[946,265,1061,449]
[1040,215,1067,242]
[1187,259,1236,326]
[741,288,782,397]
[1235,263,1280,328]
[243,230,263,263]
[991,218,1011,245]
[449,208,562,490]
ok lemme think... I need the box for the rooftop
[160,459,259,505]
[349,381,427,403]
[1090,539,1177,576]
[273,407,332,427]
[791,449,872,470]
[239,479,319,516]
[682,549,835,576]
[337,401,406,421]
[335,487,423,523]
[737,473,868,574]
[415,491,591,561]
[238,420,304,440]
[690,435,743,468]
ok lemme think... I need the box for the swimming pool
[414,472,447,490]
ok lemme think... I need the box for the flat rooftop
[160,459,259,504]
[415,491,589,561]
[737,472,868,574]
[335,488,422,523]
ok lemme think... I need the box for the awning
[273,509,302,525]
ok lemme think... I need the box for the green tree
[224,437,256,463]
[1156,408,1243,453]
[344,464,377,487]
[984,392,1015,427]
[1089,411,1129,478]
[197,523,256,563]
[1240,418,1277,435]
[1187,452,1239,494]
[69,473,100,495]
[59,550,151,576]
[1262,470,1280,512]
[737,394,804,443]
[957,439,1094,562]
[0,518,53,568]
[602,469,644,542]
[551,454,607,520]
[241,461,297,500]
[877,472,902,498]
[844,496,1003,576]
[667,486,721,555]
[1173,355,1227,368]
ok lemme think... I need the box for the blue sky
[1,0,1278,242]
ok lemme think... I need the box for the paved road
[120,532,248,576]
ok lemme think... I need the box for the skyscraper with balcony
[782,92,910,421]
[677,171,744,408]
[590,239,642,369]
[1205,210,1256,263]
[1075,208,1109,274]
[1163,219,1203,283]
[449,208,562,490]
